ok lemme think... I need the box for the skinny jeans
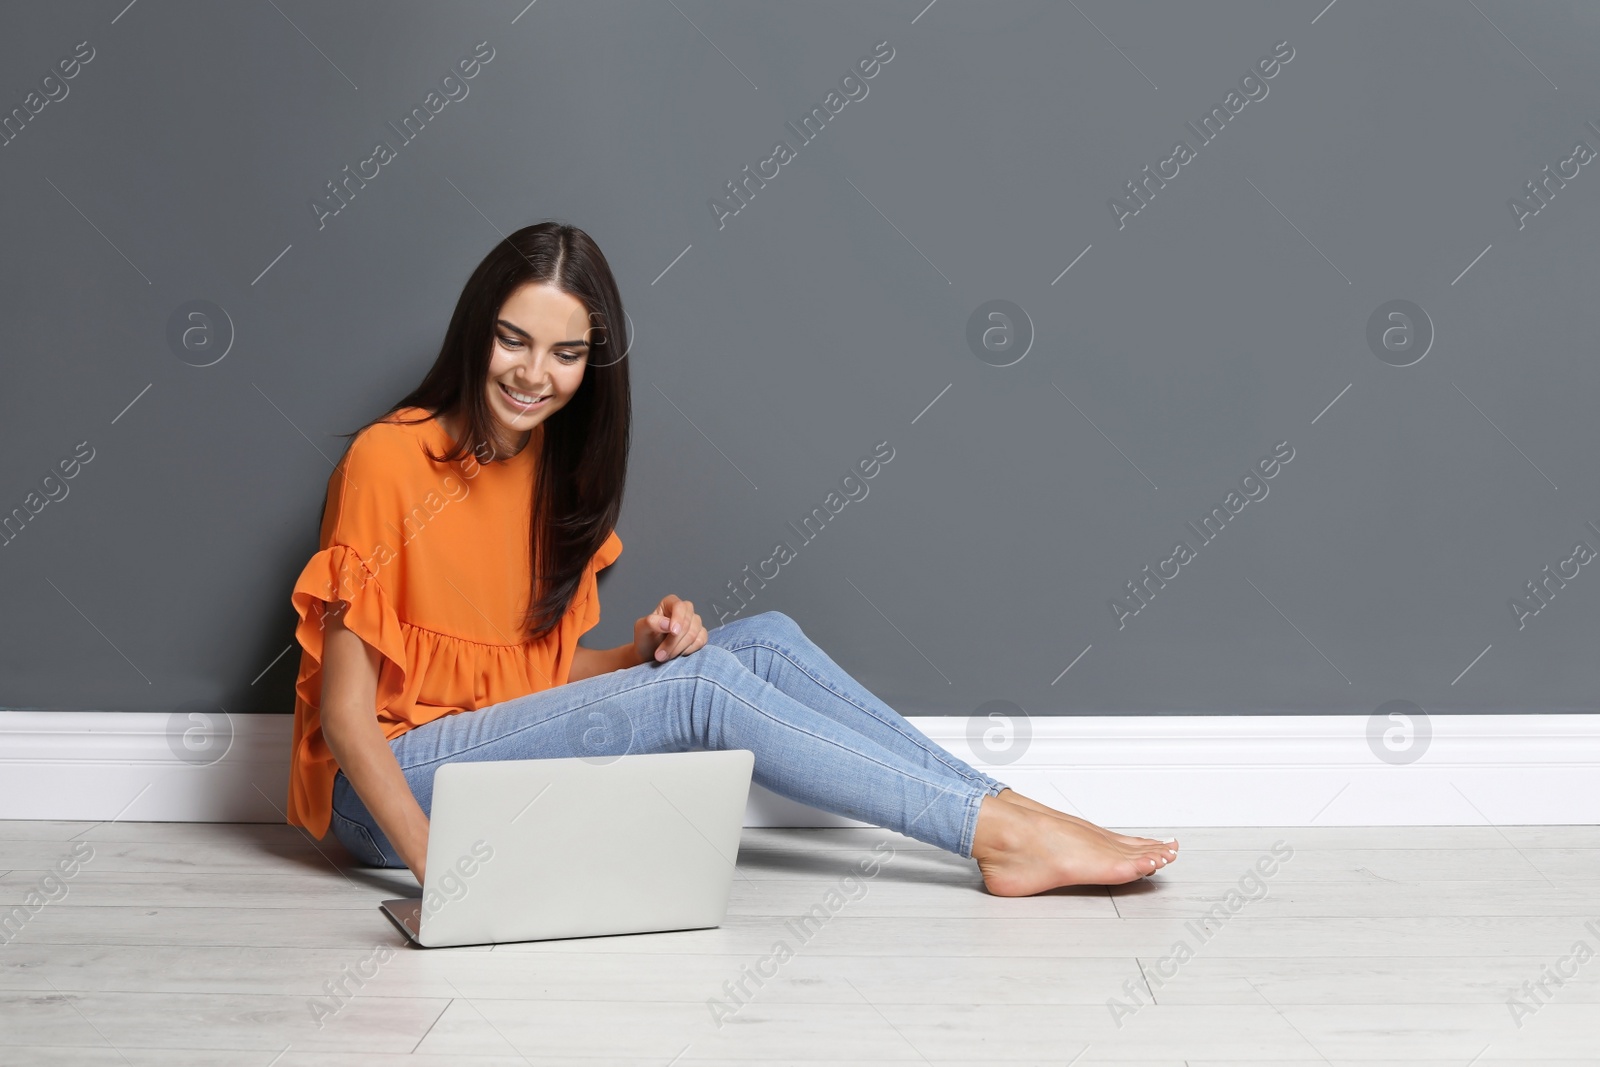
[328,611,1007,865]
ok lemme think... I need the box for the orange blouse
[285,406,623,838]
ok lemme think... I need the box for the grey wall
[2,1,1596,724]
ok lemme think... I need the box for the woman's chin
[496,410,545,432]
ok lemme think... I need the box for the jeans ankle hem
[960,785,990,859]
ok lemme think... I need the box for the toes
[1116,859,1153,884]
[1110,834,1177,870]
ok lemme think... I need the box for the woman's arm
[318,601,432,884]
[569,641,642,683]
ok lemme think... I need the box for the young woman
[285,222,1178,896]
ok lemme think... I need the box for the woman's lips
[500,382,549,409]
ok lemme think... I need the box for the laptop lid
[385,748,754,947]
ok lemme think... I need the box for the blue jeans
[329,610,1008,866]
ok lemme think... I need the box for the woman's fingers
[677,602,707,657]
[654,599,703,660]
[663,601,693,659]
[651,613,675,660]
[650,607,679,660]
[647,596,679,659]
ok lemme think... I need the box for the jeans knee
[662,642,745,681]
[760,610,802,639]
[714,609,802,646]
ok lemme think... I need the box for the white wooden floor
[0,820,1596,1065]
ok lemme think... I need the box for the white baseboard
[1,711,1595,827]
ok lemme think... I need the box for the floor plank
[2,821,1597,1062]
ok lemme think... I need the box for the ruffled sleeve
[289,543,410,724]
[285,426,413,837]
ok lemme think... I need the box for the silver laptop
[380,749,755,947]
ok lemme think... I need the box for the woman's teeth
[501,383,547,406]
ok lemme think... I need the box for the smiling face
[472,282,592,458]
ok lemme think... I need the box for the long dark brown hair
[334,221,631,641]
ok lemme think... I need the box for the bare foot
[972,796,1176,896]
[994,788,1178,856]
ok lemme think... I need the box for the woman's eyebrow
[497,318,590,347]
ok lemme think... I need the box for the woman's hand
[401,825,428,887]
[634,595,708,664]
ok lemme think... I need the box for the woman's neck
[438,410,535,462]
[493,426,532,460]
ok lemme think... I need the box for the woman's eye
[498,335,579,362]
